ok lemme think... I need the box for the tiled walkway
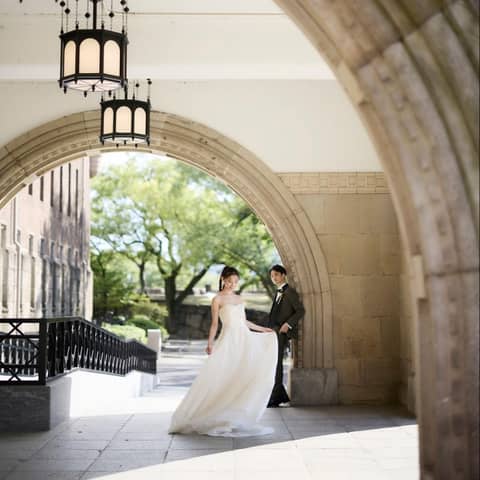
[0,354,419,480]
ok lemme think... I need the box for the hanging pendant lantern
[100,79,152,146]
[58,0,129,96]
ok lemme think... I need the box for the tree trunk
[174,267,209,306]
[164,275,177,332]
[138,262,146,294]
[260,276,275,298]
[164,267,210,333]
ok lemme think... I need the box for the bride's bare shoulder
[211,295,223,307]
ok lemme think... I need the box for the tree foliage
[91,155,279,332]
[90,241,137,321]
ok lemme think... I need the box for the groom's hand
[279,323,290,334]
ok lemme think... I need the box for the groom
[267,264,305,407]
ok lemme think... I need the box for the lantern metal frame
[100,83,151,146]
[58,0,128,95]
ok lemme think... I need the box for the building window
[75,169,79,220]
[51,242,56,314]
[67,163,72,216]
[51,262,57,314]
[40,239,47,314]
[28,184,33,195]
[29,235,35,311]
[40,176,44,202]
[67,248,73,315]
[1,225,8,311]
[17,230,23,313]
[69,265,74,315]
[17,230,23,312]
[50,171,55,207]
[19,254,24,313]
[76,268,81,314]
[61,265,66,315]
[59,166,63,213]
[31,257,36,310]
[59,246,64,315]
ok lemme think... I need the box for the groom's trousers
[268,331,290,406]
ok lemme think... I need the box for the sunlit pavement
[0,350,419,480]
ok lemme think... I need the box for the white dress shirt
[275,283,287,303]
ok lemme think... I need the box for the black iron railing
[0,317,157,385]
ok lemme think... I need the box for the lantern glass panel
[79,38,100,74]
[64,41,76,76]
[103,107,114,135]
[116,106,131,132]
[134,108,146,135]
[104,40,121,76]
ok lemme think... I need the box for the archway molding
[273,1,479,478]
[0,109,333,379]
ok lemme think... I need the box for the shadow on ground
[0,401,418,480]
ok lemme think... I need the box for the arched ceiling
[0,0,382,172]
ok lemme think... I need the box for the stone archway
[0,2,477,477]
[273,1,479,478]
[0,109,334,400]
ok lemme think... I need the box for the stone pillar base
[147,329,162,361]
[290,367,338,405]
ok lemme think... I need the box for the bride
[168,266,278,437]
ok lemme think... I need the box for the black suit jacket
[268,284,305,339]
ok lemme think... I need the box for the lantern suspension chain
[101,0,105,29]
[65,1,71,32]
[85,0,90,28]
[75,0,79,29]
[147,78,152,102]
[120,0,129,34]
[109,0,114,29]
[60,0,65,34]
[92,0,98,30]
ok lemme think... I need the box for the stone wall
[280,172,410,405]
[171,304,268,339]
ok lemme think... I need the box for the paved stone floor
[0,352,419,480]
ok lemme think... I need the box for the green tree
[90,241,136,321]
[92,159,221,331]
[220,203,279,297]
[91,170,152,294]
[91,156,280,332]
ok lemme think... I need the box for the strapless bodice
[218,302,246,327]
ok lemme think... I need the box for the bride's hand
[263,327,274,333]
[206,344,213,355]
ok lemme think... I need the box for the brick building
[0,157,97,320]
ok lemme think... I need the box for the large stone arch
[0,109,333,379]
[0,1,477,477]
[273,0,479,478]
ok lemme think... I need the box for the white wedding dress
[169,303,278,437]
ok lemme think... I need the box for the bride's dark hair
[218,266,240,291]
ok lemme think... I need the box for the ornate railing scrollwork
[0,317,157,385]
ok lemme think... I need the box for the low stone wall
[171,304,268,339]
[0,370,156,432]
